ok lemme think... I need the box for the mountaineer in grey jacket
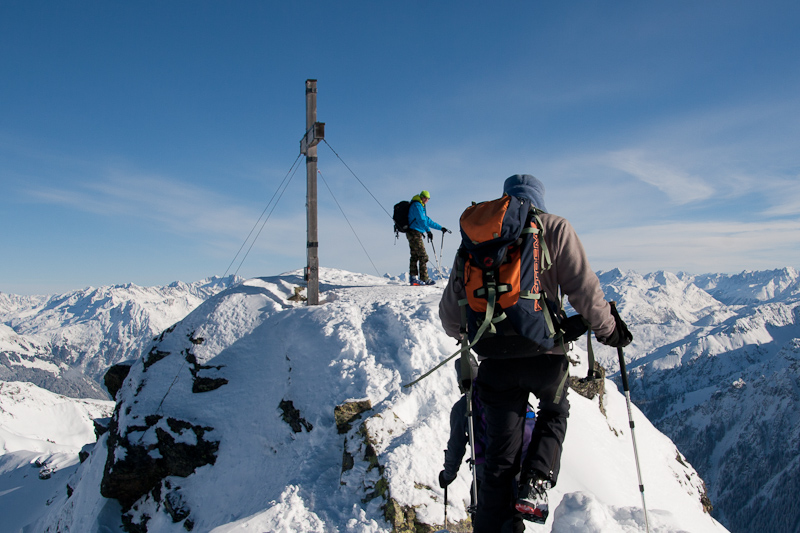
[438,174,631,532]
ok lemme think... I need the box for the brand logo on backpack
[457,195,557,356]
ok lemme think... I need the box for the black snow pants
[473,354,570,533]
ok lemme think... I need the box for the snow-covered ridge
[2,266,797,532]
[27,268,724,532]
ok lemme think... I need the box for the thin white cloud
[21,172,303,244]
[582,219,800,274]
[762,178,800,217]
[605,149,715,204]
[527,92,800,229]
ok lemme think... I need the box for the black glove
[427,231,434,241]
[558,314,588,344]
[441,227,450,234]
[600,301,633,348]
[439,469,456,488]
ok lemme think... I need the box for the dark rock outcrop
[100,410,219,510]
[104,361,133,398]
[278,399,313,433]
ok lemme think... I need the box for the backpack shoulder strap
[527,207,552,272]
[455,250,470,339]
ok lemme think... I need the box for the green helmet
[420,190,431,199]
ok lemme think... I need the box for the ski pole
[617,345,651,533]
[438,231,446,271]
[426,236,445,279]
[444,484,448,530]
[438,229,452,273]
[465,382,479,520]
[428,233,438,270]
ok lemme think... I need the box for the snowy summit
[21,269,724,532]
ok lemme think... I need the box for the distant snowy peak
[0,275,242,394]
[595,267,800,337]
[0,292,47,317]
[0,323,50,356]
[597,266,800,307]
[597,269,724,325]
[2,275,243,335]
[0,322,109,399]
[693,267,800,304]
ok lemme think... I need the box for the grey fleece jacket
[438,212,616,353]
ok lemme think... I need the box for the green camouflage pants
[406,230,429,280]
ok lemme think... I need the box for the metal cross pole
[301,79,325,305]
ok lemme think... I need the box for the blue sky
[2,1,799,295]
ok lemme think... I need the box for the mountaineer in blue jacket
[407,190,448,285]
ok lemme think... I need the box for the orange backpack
[457,194,558,356]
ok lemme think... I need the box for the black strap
[579,324,602,382]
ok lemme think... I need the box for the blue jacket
[408,196,442,233]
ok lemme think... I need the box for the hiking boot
[515,475,550,524]
[410,276,422,286]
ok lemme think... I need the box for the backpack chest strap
[474,283,512,300]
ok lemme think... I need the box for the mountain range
[2,267,798,532]
[0,276,240,399]
[596,267,800,533]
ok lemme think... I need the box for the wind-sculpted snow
[26,268,724,533]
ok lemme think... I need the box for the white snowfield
[0,381,113,455]
[6,268,726,532]
[0,381,114,533]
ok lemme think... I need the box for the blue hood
[503,174,548,213]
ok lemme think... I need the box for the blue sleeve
[427,217,443,231]
[408,201,442,232]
